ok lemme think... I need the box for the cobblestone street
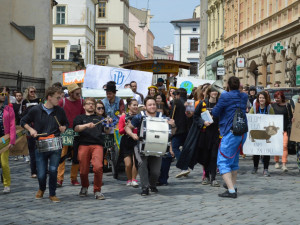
[1,155,300,225]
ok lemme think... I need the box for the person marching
[21,86,43,176]
[21,87,68,202]
[73,97,112,200]
[125,97,175,196]
[249,91,275,176]
[57,83,84,187]
[0,87,16,193]
[147,86,158,98]
[119,98,139,187]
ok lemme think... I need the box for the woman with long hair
[95,100,107,118]
[272,91,293,172]
[155,94,169,116]
[249,91,275,176]
[167,86,177,109]
[147,86,158,98]
[118,98,139,187]
[0,87,16,193]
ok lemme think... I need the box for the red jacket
[3,105,16,145]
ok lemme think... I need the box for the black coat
[176,102,204,170]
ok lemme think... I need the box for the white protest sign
[83,65,153,98]
[176,77,214,95]
[243,114,283,156]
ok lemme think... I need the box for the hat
[148,86,158,90]
[67,83,80,93]
[169,86,178,90]
[104,81,118,92]
[157,78,164,83]
[249,86,256,91]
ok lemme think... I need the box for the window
[190,38,199,51]
[97,57,107,66]
[98,31,106,47]
[190,62,198,75]
[56,6,66,25]
[55,48,65,59]
[193,28,197,32]
[98,2,106,17]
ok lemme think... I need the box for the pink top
[3,105,16,145]
[119,114,137,135]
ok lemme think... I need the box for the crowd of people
[0,77,299,202]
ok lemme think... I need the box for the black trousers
[253,155,270,169]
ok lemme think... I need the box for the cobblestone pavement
[0,155,299,225]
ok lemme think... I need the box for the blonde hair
[24,86,37,100]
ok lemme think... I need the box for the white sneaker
[14,156,19,161]
[131,180,139,188]
[25,156,30,163]
[282,165,288,172]
[94,192,105,200]
[275,162,281,169]
[3,186,11,193]
[175,170,190,178]
[126,181,132,186]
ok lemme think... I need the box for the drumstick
[36,133,48,136]
[94,118,107,126]
[171,105,176,119]
[54,116,61,127]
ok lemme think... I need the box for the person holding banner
[0,87,16,193]
[272,91,293,172]
[212,76,248,198]
[249,91,275,177]
[103,81,125,119]
[21,87,68,202]
[57,83,84,187]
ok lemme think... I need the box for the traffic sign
[217,67,225,76]
[296,65,300,86]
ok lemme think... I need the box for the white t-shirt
[133,93,142,105]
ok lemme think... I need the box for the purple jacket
[3,105,16,145]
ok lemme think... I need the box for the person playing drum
[125,97,175,196]
[21,87,68,203]
[73,97,113,200]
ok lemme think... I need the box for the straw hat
[67,83,80,93]
[148,86,158,90]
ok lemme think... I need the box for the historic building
[95,0,132,67]
[206,0,225,80]
[171,7,200,77]
[199,0,208,79]
[52,0,96,84]
[0,0,56,93]
[129,7,154,59]
[224,0,300,87]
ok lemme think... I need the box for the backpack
[232,96,248,136]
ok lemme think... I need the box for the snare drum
[36,137,63,153]
[139,117,171,157]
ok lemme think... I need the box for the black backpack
[232,96,248,136]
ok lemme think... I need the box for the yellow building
[206,0,225,80]
[224,0,300,87]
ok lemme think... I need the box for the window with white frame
[55,48,65,59]
[56,6,66,24]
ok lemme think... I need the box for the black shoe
[150,187,158,193]
[141,188,149,196]
[218,190,237,198]
[156,182,168,186]
[223,183,237,192]
[251,167,258,174]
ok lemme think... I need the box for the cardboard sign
[61,129,78,146]
[103,134,114,149]
[9,135,29,156]
[0,126,28,155]
[63,70,86,86]
[243,114,283,156]
[290,103,300,142]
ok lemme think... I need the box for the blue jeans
[158,157,172,184]
[172,134,188,170]
[35,149,62,196]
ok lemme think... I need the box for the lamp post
[94,0,100,65]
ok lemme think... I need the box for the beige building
[0,0,55,93]
[95,0,134,66]
[224,0,300,87]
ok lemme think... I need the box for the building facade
[52,0,96,84]
[129,7,154,59]
[171,15,200,77]
[95,0,131,67]
[199,1,208,79]
[153,46,169,59]
[206,0,225,80]
[224,0,300,87]
[0,0,55,93]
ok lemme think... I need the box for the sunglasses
[30,91,36,93]
[0,93,7,96]
[97,107,104,110]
